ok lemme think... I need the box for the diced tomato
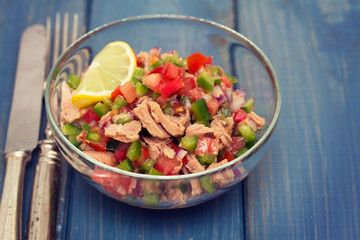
[220,151,235,162]
[206,97,220,116]
[154,155,181,175]
[120,82,137,103]
[204,56,213,66]
[221,75,233,88]
[136,55,143,68]
[168,141,179,151]
[114,148,127,162]
[91,168,133,199]
[208,138,219,156]
[148,65,164,75]
[186,52,209,74]
[234,109,247,122]
[142,73,162,92]
[163,62,183,80]
[194,137,212,155]
[158,77,184,98]
[87,141,107,152]
[133,146,150,168]
[82,107,100,123]
[228,137,246,154]
[176,77,196,96]
[111,85,124,101]
[195,137,219,156]
[188,87,205,101]
[182,156,188,165]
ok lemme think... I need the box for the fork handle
[27,139,60,240]
[0,150,31,240]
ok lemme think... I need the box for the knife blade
[0,24,46,240]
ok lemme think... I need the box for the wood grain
[237,0,360,239]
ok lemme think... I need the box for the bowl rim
[45,14,282,180]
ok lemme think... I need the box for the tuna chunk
[164,181,185,202]
[248,111,265,130]
[143,137,175,160]
[210,115,234,149]
[104,121,142,143]
[148,101,189,137]
[83,151,118,167]
[133,97,171,139]
[208,160,235,187]
[98,111,113,129]
[61,82,86,123]
[185,123,214,136]
[181,166,203,196]
[185,154,205,173]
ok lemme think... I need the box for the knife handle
[27,139,60,240]
[0,150,31,240]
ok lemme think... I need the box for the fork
[26,12,82,240]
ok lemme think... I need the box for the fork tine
[53,13,60,65]
[62,12,69,53]
[71,13,79,43]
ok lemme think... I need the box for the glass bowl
[45,14,281,209]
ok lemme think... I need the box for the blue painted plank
[237,0,360,239]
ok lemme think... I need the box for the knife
[0,24,46,240]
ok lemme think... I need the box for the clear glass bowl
[45,15,281,209]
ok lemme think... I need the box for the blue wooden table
[1,0,359,239]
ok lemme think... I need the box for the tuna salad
[60,47,265,177]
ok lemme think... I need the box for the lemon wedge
[72,41,137,108]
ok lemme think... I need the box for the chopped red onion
[176,149,188,160]
[235,89,247,98]
[225,89,233,103]
[89,120,98,128]
[230,93,245,112]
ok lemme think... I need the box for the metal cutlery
[26,12,83,240]
[0,24,47,240]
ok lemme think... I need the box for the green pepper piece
[238,124,257,144]
[200,175,217,194]
[217,149,225,161]
[126,140,142,161]
[148,60,162,71]
[241,97,254,113]
[235,147,249,157]
[86,131,101,142]
[102,97,113,109]
[214,78,222,86]
[162,52,184,67]
[116,111,132,125]
[61,123,82,136]
[117,159,135,172]
[135,82,150,97]
[148,168,164,175]
[180,135,197,152]
[68,135,82,148]
[208,65,222,76]
[152,92,161,100]
[93,102,110,117]
[112,95,128,110]
[196,71,214,93]
[142,192,160,205]
[81,123,92,132]
[191,99,212,122]
[133,66,145,81]
[224,73,238,83]
[162,102,174,116]
[139,158,156,173]
[179,182,187,194]
[67,73,81,90]
[197,154,216,166]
